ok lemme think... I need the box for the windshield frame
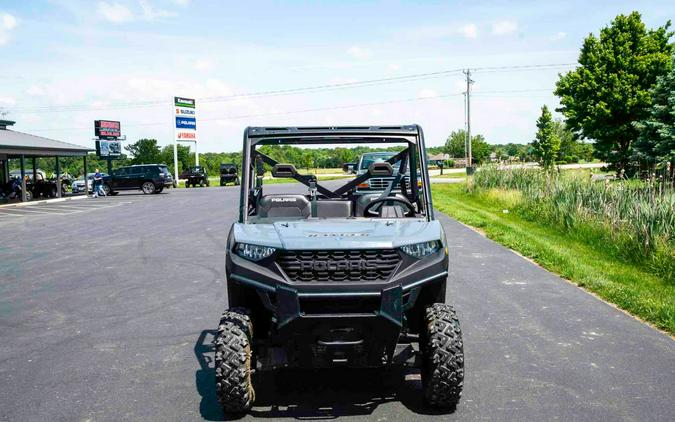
[238,126,434,223]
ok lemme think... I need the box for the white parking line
[0,207,57,214]
[0,200,135,219]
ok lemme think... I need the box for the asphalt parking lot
[0,197,138,222]
[0,184,673,421]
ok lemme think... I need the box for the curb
[0,194,89,209]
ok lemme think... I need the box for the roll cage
[238,125,434,223]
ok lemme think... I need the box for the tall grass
[471,167,675,283]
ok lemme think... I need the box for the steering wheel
[363,196,416,217]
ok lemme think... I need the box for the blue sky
[1,0,673,152]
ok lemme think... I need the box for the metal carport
[0,119,93,202]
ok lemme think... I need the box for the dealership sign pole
[173,96,197,181]
[94,120,123,175]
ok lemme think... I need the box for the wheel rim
[142,182,154,194]
[102,185,110,195]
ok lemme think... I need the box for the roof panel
[0,129,92,153]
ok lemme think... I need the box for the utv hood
[232,219,443,250]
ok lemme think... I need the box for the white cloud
[405,23,478,41]
[492,20,518,35]
[549,31,567,41]
[97,2,134,23]
[97,1,175,24]
[2,13,17,30]
[139,0,176,21]
[193,59,213,71]
[172,0,191,5]
[0,13,18,46]
[26,85,46,96]
[458,23,478,39]
[0,96,16,106]
[346,46,372,59]
[388,63,400,72]
[329,77,358,85]
[417,89,439,99]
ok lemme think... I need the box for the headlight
[235,243,276,261]
[400,240,441,258]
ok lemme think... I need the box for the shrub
[470,166,675,282]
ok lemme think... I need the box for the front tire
[102,184,111,196]
[214,308,255,413]
[141,181,155,194]
[421,303,464,409]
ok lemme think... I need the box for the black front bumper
[268,284,404,367]
[225,245,448,369]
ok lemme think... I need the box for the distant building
[427,153,450,166]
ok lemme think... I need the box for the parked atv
[1,179,33,201]
[181,166,209,188]
[215,126,464,413]
[219,163,240,186]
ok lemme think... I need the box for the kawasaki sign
[174,97,195,108]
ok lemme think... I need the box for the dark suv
[103,164,173,195]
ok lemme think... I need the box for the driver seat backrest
[315,199,353,218]
[257,194,310,218]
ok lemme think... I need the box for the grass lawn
[431,173,467,179]
[432,183,675,335]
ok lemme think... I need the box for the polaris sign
[175,117,196,129]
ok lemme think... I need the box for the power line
[28,91,467,132]
[25,87,560,133]
[9,68,467,114]
[8,63,575,114]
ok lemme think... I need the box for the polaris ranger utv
[219,163,240,186]
[216,125,463,413]
[181,166,209,188]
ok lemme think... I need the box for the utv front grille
[368,177,411,190]
[277,249,401,282]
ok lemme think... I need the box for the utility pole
[463,69,474,170]
[463,92,468,167]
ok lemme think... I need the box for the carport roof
[0,128,93,157]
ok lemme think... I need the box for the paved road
[0,185,673,421]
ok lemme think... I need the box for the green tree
[159,144,192,175]
[555,12,673,174]
[532,106,561,169]
[444,130,466,158]
[470,134,490,164]
[553,120,579,163]
[444,129,491,164]
[634,52,675,179]
[125,139,162,165]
